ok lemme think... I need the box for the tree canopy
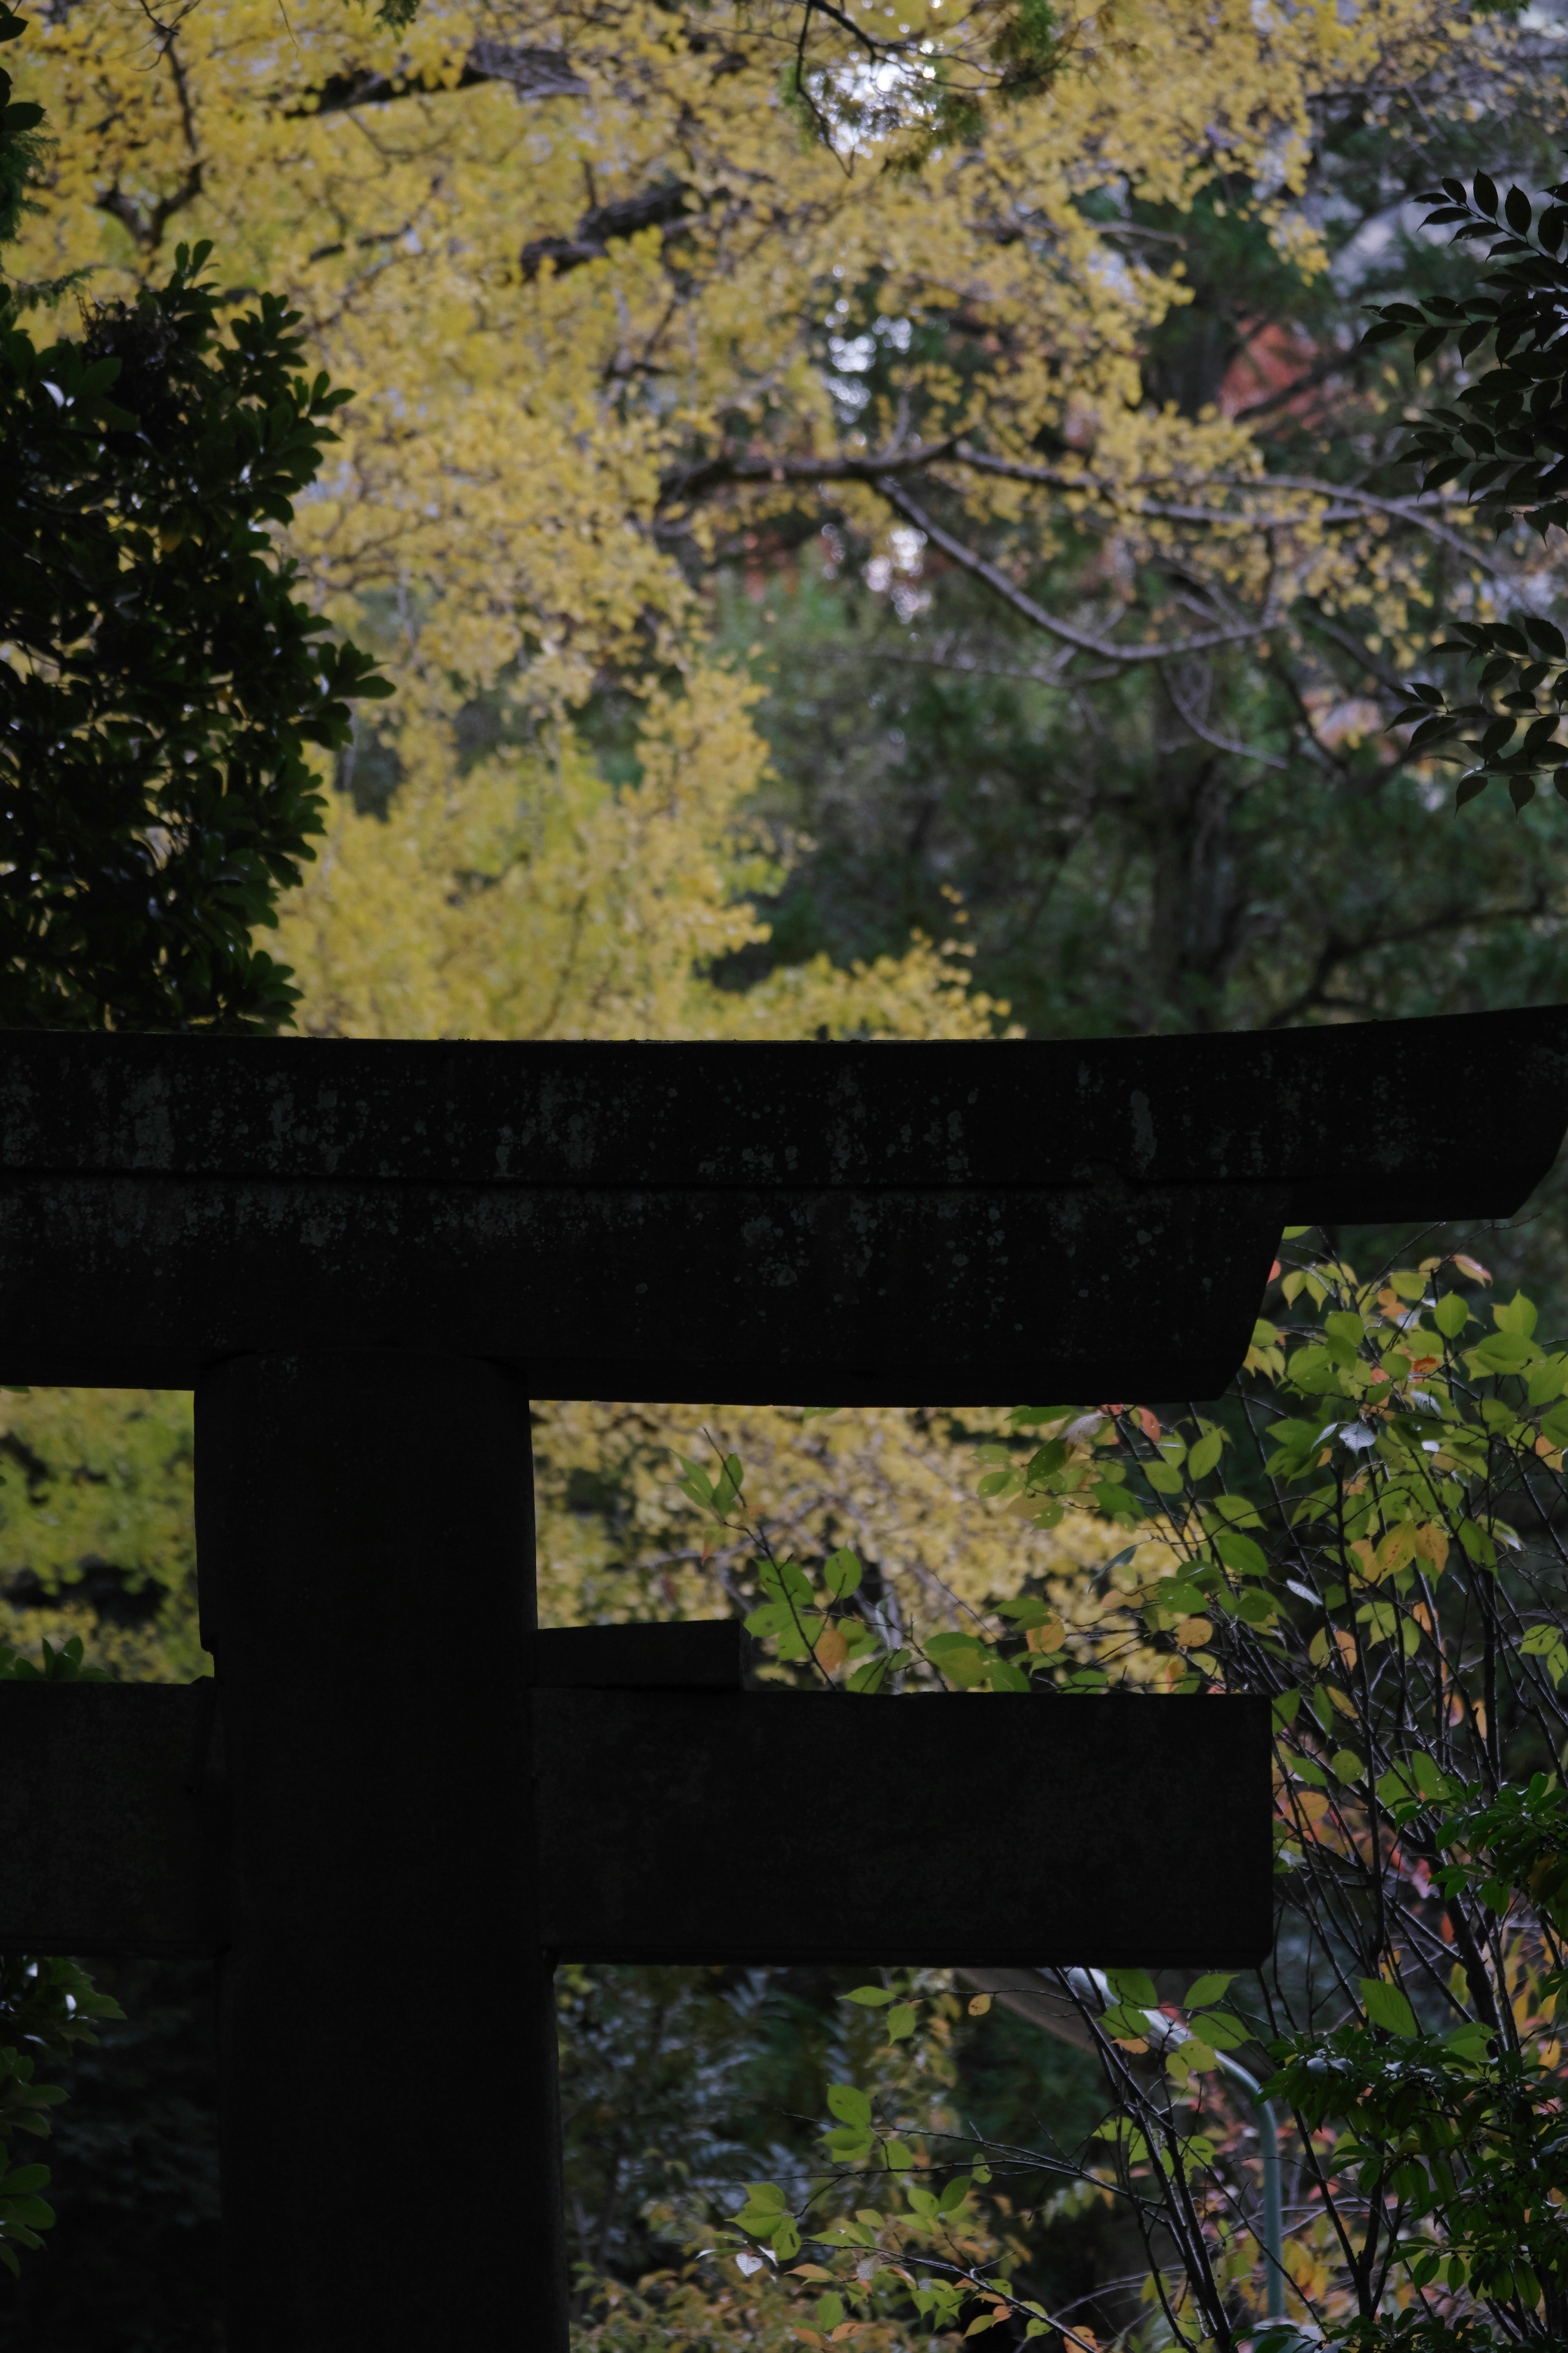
[13,0,1568,1039]
[0,7,390,1030]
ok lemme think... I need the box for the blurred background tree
[15,0,1568,1054]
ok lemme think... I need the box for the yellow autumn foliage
[12,0,1535,770]
[276,663,1007,1038]
[532,1399,1123,1626]
[0,1387,1163,1686]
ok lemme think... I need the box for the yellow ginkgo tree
[10,0,1550,1044]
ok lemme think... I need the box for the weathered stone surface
[0,1681,221,1955]
[0,1008,1562,1204]
[0,1669,1270,1965]
[0,1008,1561,1397]
[0,1171,1282,1398]
[533,1686,1272,1968]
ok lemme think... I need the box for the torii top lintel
[0,1006,1562,1401]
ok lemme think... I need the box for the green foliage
[0,1639,125,2279]
[717,80,1568,1045]
[0,1632,105,1683]
[1365,168,1568,814]
[0,1384,202,1680]
[1,13,388,1030]
[0,237,390,1029]
[719,1235,1568,2347]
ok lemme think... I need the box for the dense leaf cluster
[1365,169,1568,811]
[0,224,389,1029]
[701,1232,1568,2351]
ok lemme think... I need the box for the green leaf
[1466,1330,1534,1374]
[0,2167,49,2197]
[823,1546,862,1599]
[1360,1977,1419,2038]
[827,2083,873,2126]
[1190,2009,1251,2050]
[1212,1527,1267,1575]
[1377,1761,1423,1807]
[708,1453,745,1514]
[842,1985,898,2007]
[847,1648,909,1693]
[927,1631,994,1688]
[758,1557,814,1606]
[1183,1973,1235,2008]
[1098,2001,1153,2039]
[1105,1967,1157,2007]
[1145,1461,1184,1494]
[1331,1749,1365,1785]
[0,2197,54,2228]
[1433,1292,1470,1338]
[1458,1518,1497,1569]
[978,1468,1022,1498]
[1205,1492,1263,1530]
[1187,1430,1223,1480]
[886,2003,918,2041]
[771,2217,801,2259]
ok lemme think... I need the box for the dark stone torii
[1,1009,1565,2350]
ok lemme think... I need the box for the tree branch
[522,180,704,281]
[876,479,1274,668]
[950,443,1497,570]
[660,434,956,510]
[293,41,588,121]
[1160,667,1290,770]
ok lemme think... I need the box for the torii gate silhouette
[2,1009,1565,2351]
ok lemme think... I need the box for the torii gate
[2,1009,1564,2351]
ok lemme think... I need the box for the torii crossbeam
[1,1010,1565,2351]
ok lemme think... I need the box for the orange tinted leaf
[814,1625,850,1674]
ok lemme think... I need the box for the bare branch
[1160,668,1290,770]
